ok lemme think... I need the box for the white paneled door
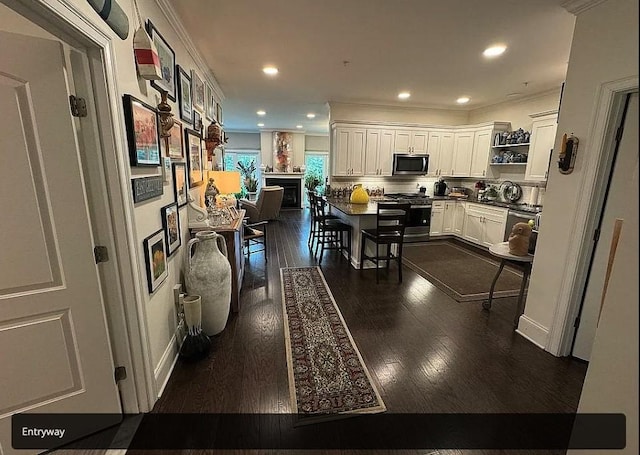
[0,31,121,452]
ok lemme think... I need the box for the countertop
[327,197,542,216]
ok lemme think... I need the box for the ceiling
[171,0,575,134]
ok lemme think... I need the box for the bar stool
[307,192,338,250]
[360,203,411,283]
[313,196,351,264]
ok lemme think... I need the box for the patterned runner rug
[281,266,386,422]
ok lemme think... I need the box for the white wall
[6,0,224,396]
[329,101,469,126]
[305,135,329,152]
[519,0,638,346]
[225,132,261,150]
[468,90,562,130]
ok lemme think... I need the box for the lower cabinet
[462,203,507,247]
[430,201,445,235]
[431,201,467,238]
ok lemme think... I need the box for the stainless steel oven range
[384,193,432,242]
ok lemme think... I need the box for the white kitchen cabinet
[453,202,466,234]
[451,130,475,176]
[332,126,366,176]
[443,201,456,233]
[525,114,558,181]
[365,129,395,176]
[430,201,445,236]
[395,128,429,153]
[463,203,507,247]
[426,130,454,177]
[470,128,494,178]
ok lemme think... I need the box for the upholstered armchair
[239,186,284,223]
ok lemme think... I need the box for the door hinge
[114,366,127,383]
[94,245,109,264]
[69,95,88,117]
[593,228,601,243]
[574,317,581,329]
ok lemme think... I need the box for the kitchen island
[327,199,390,269]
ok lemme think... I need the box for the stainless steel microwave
[392,154,429,175]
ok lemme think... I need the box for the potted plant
[237,160,259,201]
[304,172,322,192]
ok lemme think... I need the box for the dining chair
[312,195,351,264]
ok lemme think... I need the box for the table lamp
[208,171,241,208]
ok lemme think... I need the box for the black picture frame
[123,94,161,166]
[193,110,202,135]
[191,69,205,112]
[177,65,193,124]
[205,82,215,121]
[143,229,168,293]
[172,162,188,207]
[161,202,181,256]
[146,20,176,101]
[185,128,204,187]
[163,119,184,159]
[215,102,223,125]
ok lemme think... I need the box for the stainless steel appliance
[392,154,429,175]
[504,206,542,254]
[434,179,447,196]
[384,193,432,242]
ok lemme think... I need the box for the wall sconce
[157,89,174,139]
[205,119,223,155]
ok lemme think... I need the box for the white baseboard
[516,315,549,350]
[153,331,181,398]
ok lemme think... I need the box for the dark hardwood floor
[148,209,588,455]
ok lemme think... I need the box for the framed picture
[185,128,204,187]
[164,119,184,159]
[215,102,223,125]
[123,94,161,166]
[193,110,202,135]
[205,83,215,121]
[162,156,172,183]
[143,229,168,293]
[191,70,205,111]
[177,65,193,124]
[172,162,188,207]
[146,21,176,101]
[161,202,181,256]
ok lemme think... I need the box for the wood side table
[483,241,534,327]
[190,209,245,313]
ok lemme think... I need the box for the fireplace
[265,177,302,209]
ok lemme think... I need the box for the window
[304,152,329,192]
[223,150,261,194]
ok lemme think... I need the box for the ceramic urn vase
[184,231,232,335]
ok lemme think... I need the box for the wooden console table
[190,209,245,313]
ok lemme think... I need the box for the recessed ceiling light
[296,125,303,129]
[256,110,266,116]
[257,123,264,127]
[456,97,470,104]
[262,65,278,75]
[483,45,507,57]
[398,92,411,100]
[306,113,316,119]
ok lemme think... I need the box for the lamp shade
[208,171,241,194]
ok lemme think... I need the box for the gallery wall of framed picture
[125,17,223,294]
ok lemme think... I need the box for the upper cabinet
[330,121,512,179]
[394,128,429,153]
[451,130,475,176]
[525,113,558,182]
[365,129,395,176]
[332,126,366,176]
[426,130,454,177]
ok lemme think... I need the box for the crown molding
[560,0,609,15]
[154,0,224,101]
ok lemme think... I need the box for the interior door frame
[2,0,156,412]
[546,76,639,356]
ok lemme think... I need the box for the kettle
[434,179,447,196]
